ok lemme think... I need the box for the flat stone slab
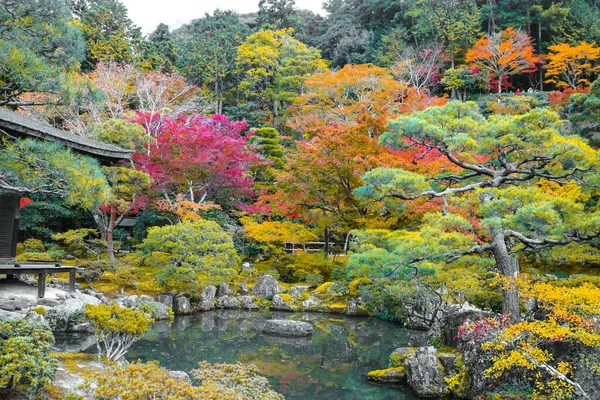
[262,319,313,337]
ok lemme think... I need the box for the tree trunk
[106,207,117,265]
[324,227,330,259]
[491,229,519,321]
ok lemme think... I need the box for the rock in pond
[198,285,217,311]
[156,294,174,308]
[406,346,450,398]
[239,295,259,310]
[262,319,313,337]
[174,296,191,314]
[367,367,407,383]
[271,294,293,311]
[217,295,240,309]
[251,275,282,298]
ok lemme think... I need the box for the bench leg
[38,271,47,298]
[69,270,76,293]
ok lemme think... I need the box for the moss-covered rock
[367,366,407,383]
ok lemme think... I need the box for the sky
[120,0,327,34]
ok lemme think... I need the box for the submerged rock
[262,319,313,337]
[251,275,282,298]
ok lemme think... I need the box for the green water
[126,310,428,399]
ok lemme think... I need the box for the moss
[367,366,407,383]
[312,281,334,294]
[32,306,47,315]
[348,277,371,297]
[279,293,293,302]
[52,353,100,379]
[389,347,416,367]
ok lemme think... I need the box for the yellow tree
[466,28,541,93]
[236,28,328,128]
[545,42,600,89]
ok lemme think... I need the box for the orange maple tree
[286,64,445,140]
[466,28,541,93]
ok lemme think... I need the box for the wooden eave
[0,107,134,162]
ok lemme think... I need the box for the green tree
[569,77,600,146]
[409,0,481,65]
[175,10,250,114]
[0,138,110,209]
[236,28,328,128]
[138,220,240,292]
[354,101,600,320]
[147,23,178,72]
[80,0,143,69]
[92,118,151,263]
[258,0,299,30]
[0,0,85,107]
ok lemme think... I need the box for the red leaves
[19,197,33,208]
[133,113,263,208]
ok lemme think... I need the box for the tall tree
[80,0,143,69]
[236,28,328,129]
[355,101,600,319]
[175,11,250,115]
[257,0,299,30]
[465,27,541,93]
[0,0,85,107]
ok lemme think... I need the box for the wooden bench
[0,261,82,298]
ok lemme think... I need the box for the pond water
[125,310,428,400]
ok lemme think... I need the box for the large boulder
[262,319,313,337]
[443,303,495,348]
[217,282,233,298]
[156,294,173,308]
[289,285,310,298]
[37,298,61,307]
[116,295,139,308]
[271,294,293,311]
[198,285,217,311]
[216,295,240,309]
[45,307,70,332]
[251,275,282,298]
[301,296,321,311]
[239,296,259,310]
[174,296,191,314]
[406,346,450,398]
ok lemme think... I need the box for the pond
[125,310,428,399]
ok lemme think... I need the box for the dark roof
[0,108,134,162]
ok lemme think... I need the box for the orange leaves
[545,42,600,89]
[466,28,541,93]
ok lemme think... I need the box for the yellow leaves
[241,216,316,247]
[545,42,600,89]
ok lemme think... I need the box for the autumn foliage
[466,28,541,93]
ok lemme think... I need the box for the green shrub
[138,220,240,292]
[84,304,153,362]
[0,319,58,392]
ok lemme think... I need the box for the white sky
[120,0,327,34]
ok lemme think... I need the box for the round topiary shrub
[138,220,240,292]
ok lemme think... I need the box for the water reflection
[127,310,427,399]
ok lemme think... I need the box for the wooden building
[0,108,134,260]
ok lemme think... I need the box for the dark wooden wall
[0,193,19,259]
